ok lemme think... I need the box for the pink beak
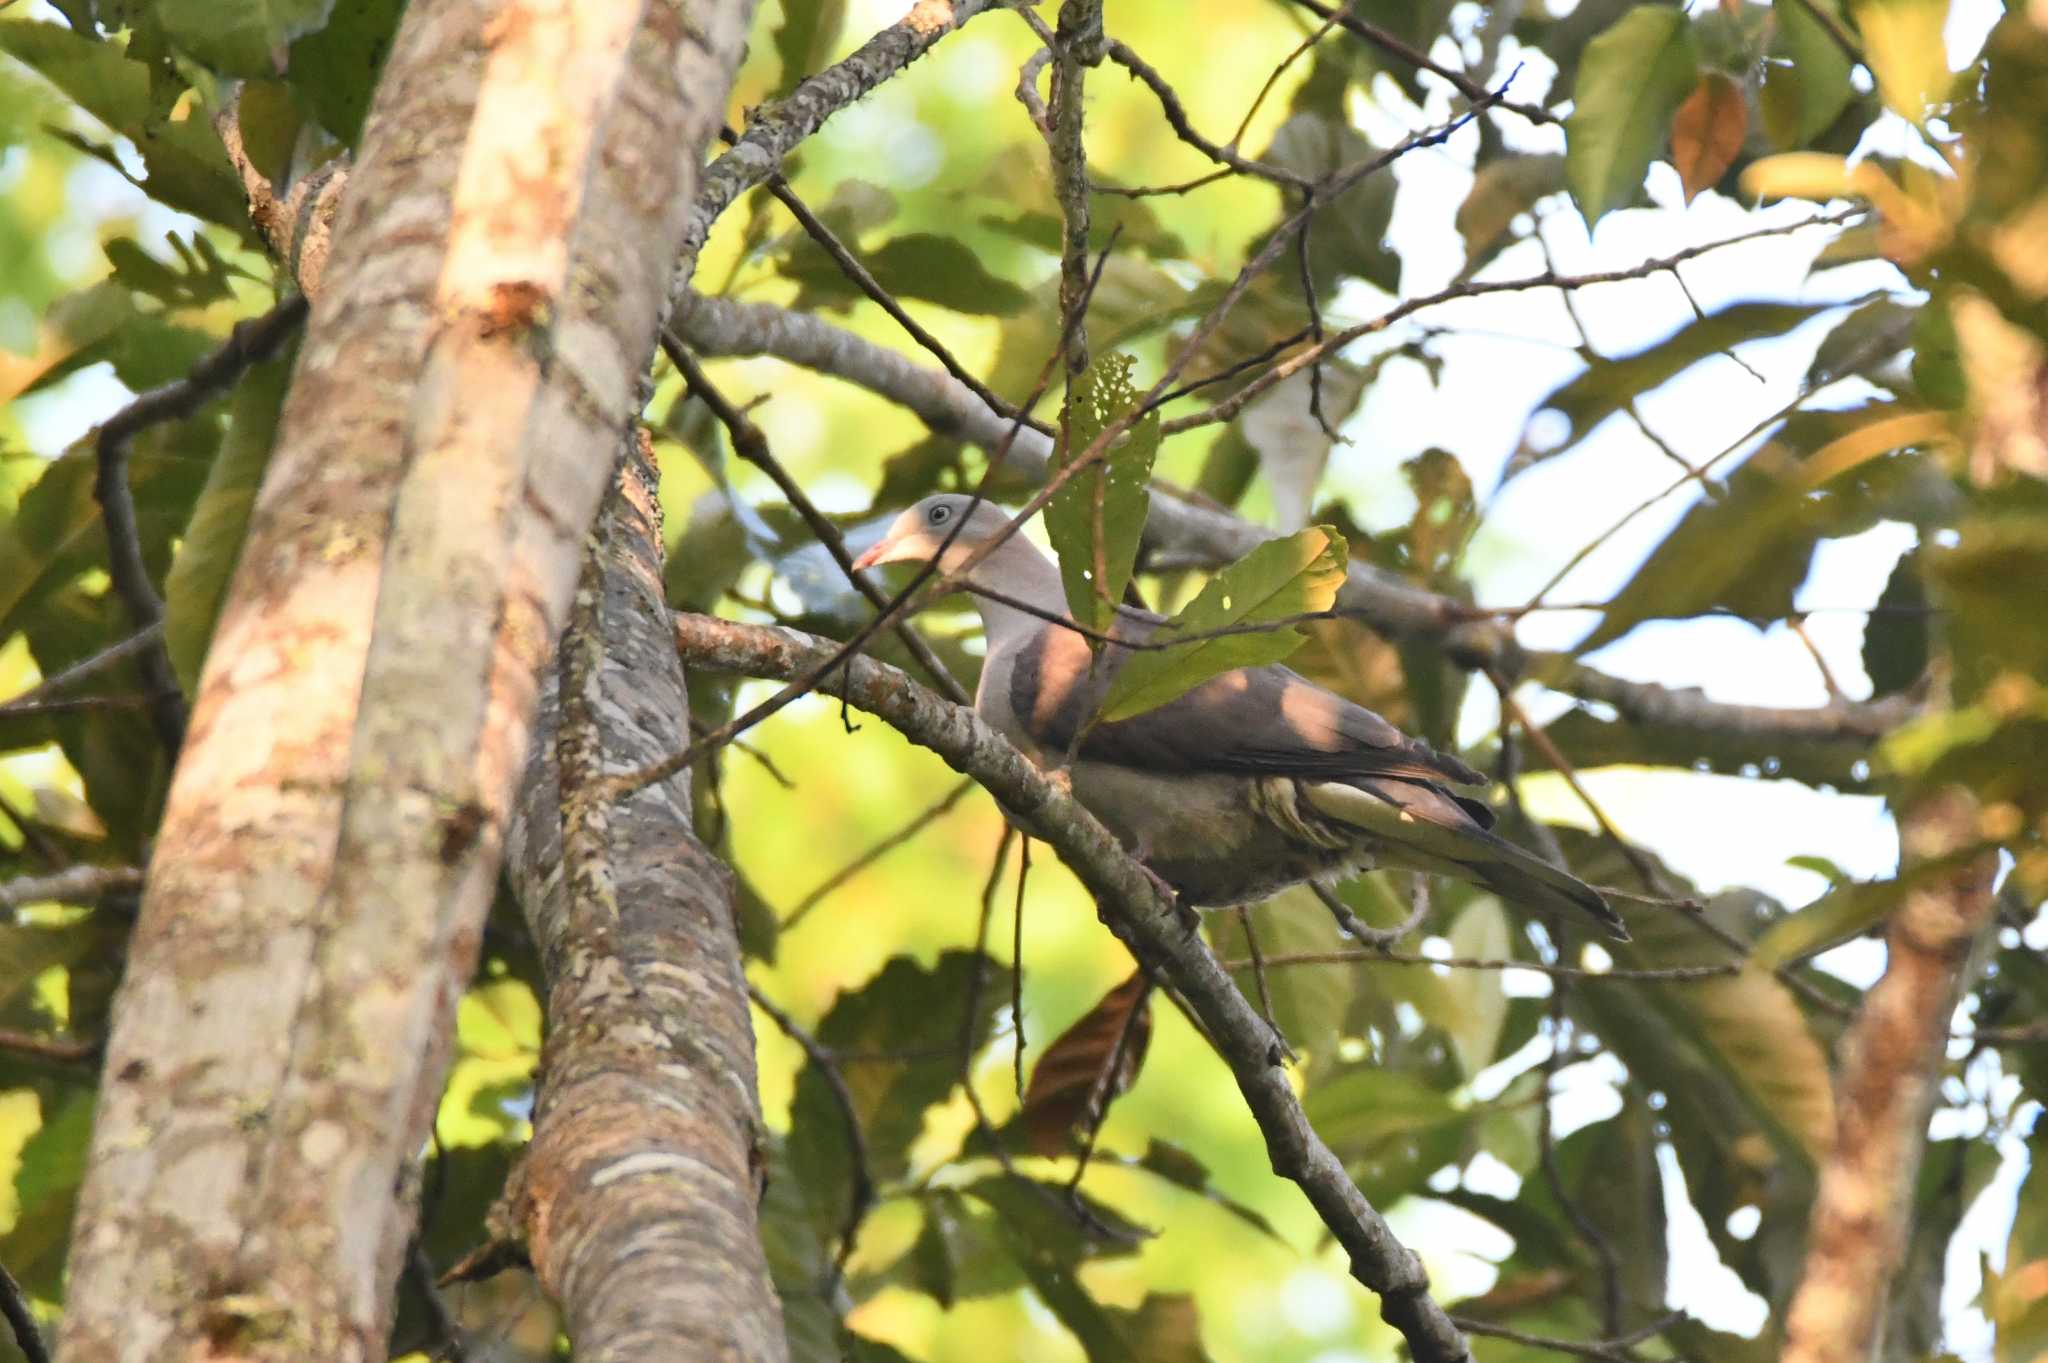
[850,538,891,572]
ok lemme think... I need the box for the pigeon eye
[928,504,952,525]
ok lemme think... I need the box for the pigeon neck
[961,532,1069,652]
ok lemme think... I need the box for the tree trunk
[1781,789,1998,1363]
[502,436,786,1363]
[57,1,754,1358]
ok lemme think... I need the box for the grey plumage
[852,494,1628,941]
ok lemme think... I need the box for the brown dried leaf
[1672,72,1749,203]
[1019,973,1152,1156]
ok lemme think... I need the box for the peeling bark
[58,2,754,1359]
[1781,789,1998,1363]
[504,439,785,1363]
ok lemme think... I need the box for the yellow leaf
[1671,72,1750,203]
[1852,0,1953,123]
[1799,409,1958,487]
[1743,151,1859,201]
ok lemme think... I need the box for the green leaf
[1125,1141,1283,1242]
[0,1087,93,1295]
[1454,153,1564,279]
[1303,1065,1473,1206]
[786,232,1028,317]
[1751,877,1903,968]
[0,20,249,230]
[757,1135,840,1363]
[1862,546,1929,696]
[1260,112,1399,293]
[1990,1135,2048,1363]
[1096,525,1348,724]
[786,951,1003,1241]
[1762,0,1856,146]
[1520,301,1830,471]
[156,0,338,77]
[286,0,405,145]
[1046,352,1160,637]
[1208,886,1356,1077]
[772,0,848,97]
[1550,831,1837,1172]
[862,234,1029,317]
[1565,6,1701,228]
[1807,295,1916,388]
[1441,897,1510,1079]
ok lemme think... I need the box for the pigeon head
[851,495,1020,575]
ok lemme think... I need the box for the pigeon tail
[1300,779,1628,941]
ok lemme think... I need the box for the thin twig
[0,625,165,719]
[0,865,143,911]
[1540,1002,1624,1336]
[1012,836,1032,1104]
[1234,905,1295,1064]
[1223,949,1735,982]
[1450,1311,1688,1363]
[665,339,970,704]
[752,173,1039,441]
[783,778,978,929]
[748,982,875,1289]
[92,292,309,756]
[0,1028,102,1064]
[0,1256,49,1363]
[1534,222,1705,487]
[1103,39,1311,189]
[1285,0,1560,125]
[1157,208,1865,434]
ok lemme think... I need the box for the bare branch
[0,865,143,911]
[0,1257,49,1363]
[92,293,309,756]
[672,612,1476,1363]
[783,777,977,929]
[747,982,875,1290]
[1103,40,1311,190]
[1283,0,1560,126]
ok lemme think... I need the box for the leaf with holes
[1096,525,1348,724]
[1046,352,1160,636]
[1019,973,1152,1156]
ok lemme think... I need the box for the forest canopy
[0,0,2044,1361]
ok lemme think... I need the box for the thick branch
[671,613,1474,1363]
[59,1,758,1358]
[504,440,784,1363]
[671,291,1914,767]
[1781,789,1997,1363]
